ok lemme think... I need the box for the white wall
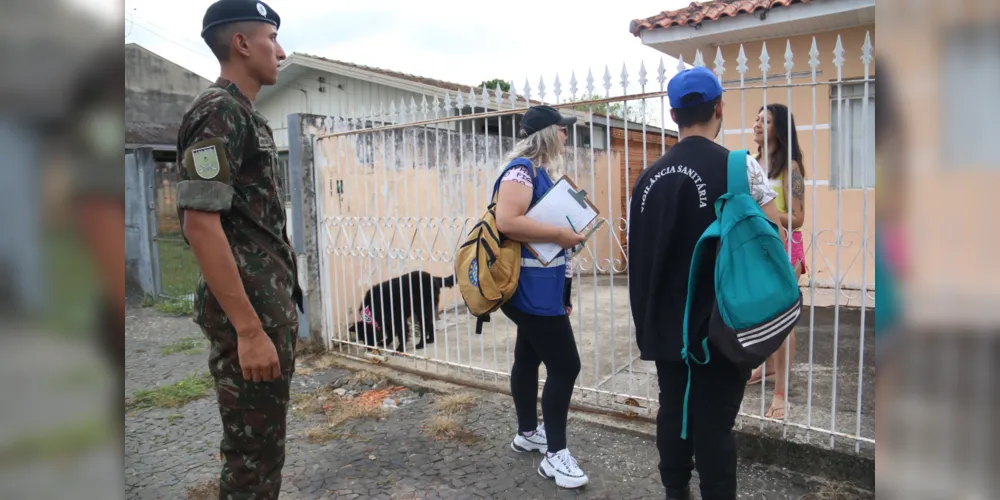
[257,69,432,151]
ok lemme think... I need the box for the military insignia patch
[257,2,267,16]
[191,145,221,179]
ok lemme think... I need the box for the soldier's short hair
[203,22,257,62]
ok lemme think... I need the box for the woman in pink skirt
[749,103,807,419]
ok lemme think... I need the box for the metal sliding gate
[305,32,876,454]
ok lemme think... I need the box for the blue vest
[492,158,567,316]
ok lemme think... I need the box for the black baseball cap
[521,105,577,136]
[202,0,281,38]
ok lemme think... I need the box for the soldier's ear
[232,30,252,58]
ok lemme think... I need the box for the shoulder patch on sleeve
[183,137,231,183]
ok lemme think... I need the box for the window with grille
[829,81,876,189]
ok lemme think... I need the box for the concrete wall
[125,148,160,297]
[125,44,212,127]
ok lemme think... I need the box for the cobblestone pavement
[126,305,866,499]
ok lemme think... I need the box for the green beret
[201,0,281,38]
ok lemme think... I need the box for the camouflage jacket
[175,78,300,331]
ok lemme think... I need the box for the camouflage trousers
[202,323,298,500]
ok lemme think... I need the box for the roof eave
[265,54,462,102]
[637,0,875,59]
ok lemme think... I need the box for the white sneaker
[538,448,589,489]
[510,424,547,454]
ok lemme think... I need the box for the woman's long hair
[506,124,565,169]
[757,103,806,180]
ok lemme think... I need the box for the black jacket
[627,137,730,361]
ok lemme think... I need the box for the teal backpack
[679,149,803,439]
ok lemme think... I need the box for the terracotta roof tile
[629,0,817,36]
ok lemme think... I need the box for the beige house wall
[314,130,624,327]
[678,25,877,291]
[880,0,1000,322]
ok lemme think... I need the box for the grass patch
[291,386,340,417]
[160,336,206,356]
[807,480,871,499]
[305,405,389,444]
[424,414,461,437]
[309,354,341,371]
[156,234,201,299]
[0,418,111,465]
[304,425,339,444]
[186,479,219,500]
[127,372,214,411]
[433,393,476,414]
[297,384,403,444]
[153,299,194,316]
[423,414,482,445]
[348,370,387,387]
[140,291,193,317]
[423,393,480,444]
[326,404,389,429]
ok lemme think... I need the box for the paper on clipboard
[524,176,601,266]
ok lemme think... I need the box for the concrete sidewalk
[330,278,875,454]
[126,305,871,499]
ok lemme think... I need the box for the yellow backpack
[454,159,535,333]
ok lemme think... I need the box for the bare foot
[747,366,776,386]
[765,395,787,419]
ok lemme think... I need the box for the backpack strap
[726,149,751,196]
[475,315,490,334]
[477,158,538,334]
[677,150,749,440]
[679,225,717,440]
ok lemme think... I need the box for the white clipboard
[524,176,601,266]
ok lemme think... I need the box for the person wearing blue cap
[176,0,297,498]
[626,67,781,500]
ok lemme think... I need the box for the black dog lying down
[349,270,455,352]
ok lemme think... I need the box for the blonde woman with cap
[494,105,589,489]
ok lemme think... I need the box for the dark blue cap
[667,66,724,109]
[521,105,577,136]
[201,0,281,38]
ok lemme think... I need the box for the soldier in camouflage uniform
[175,1,301,497]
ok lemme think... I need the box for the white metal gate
[307,32,876,454]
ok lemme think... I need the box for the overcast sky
[122,0,695,101]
